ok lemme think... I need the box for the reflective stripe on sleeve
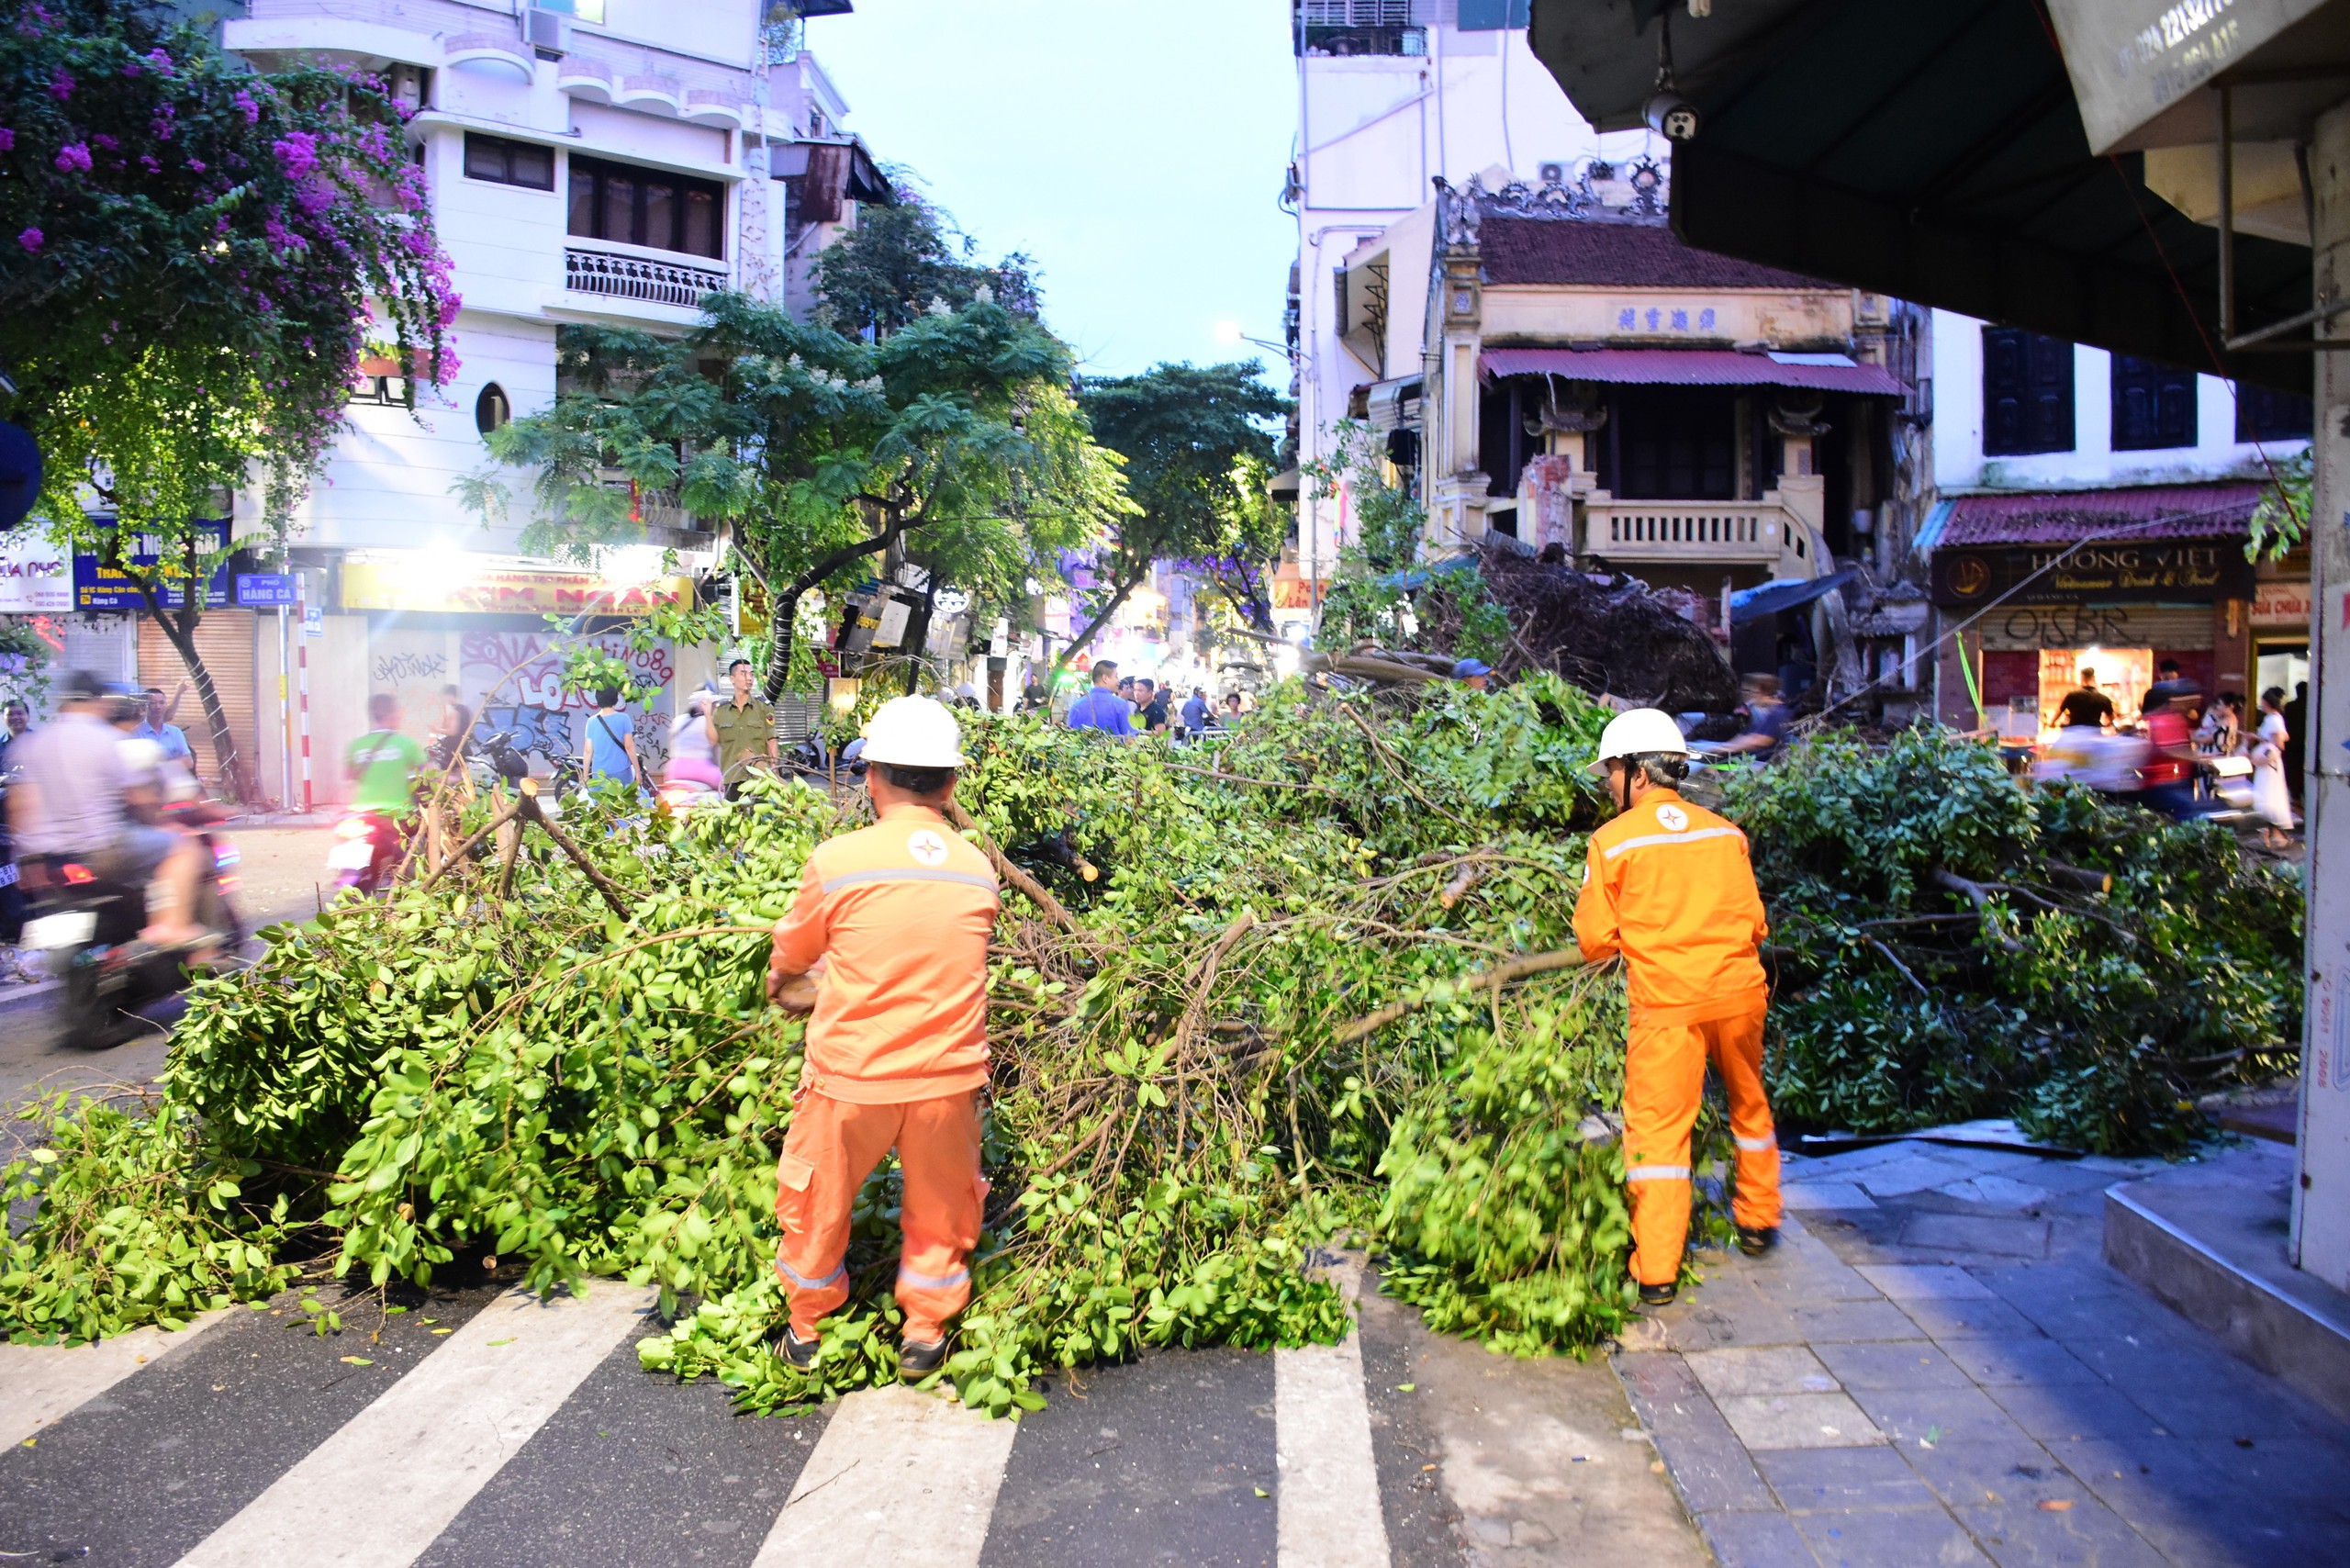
[1602,825,1744,859]
[775,1257,847,1291]
[1626,1164,1692,1182]
[1734,1134,1775,1152]
[897,1265,971,1292]
[820,868,1000,894]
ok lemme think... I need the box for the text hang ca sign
[72,518,231,611]
[339,559,694,618]
[1929,540,2255,608]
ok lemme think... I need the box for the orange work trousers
[1623,1003,1780,1287]
[773,1088,985,1343]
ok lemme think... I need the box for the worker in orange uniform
[1572,709,1780,1306]
[766,695,1001,1379]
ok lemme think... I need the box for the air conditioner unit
[524,7,566,59]
[1538,161,1567,187]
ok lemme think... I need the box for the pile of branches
[0,679,2301,1417]
[1473,544,1738,713]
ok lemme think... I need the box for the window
[1605,388,1740,500]
[350,375,408,407]
[2110,356,2197,450]
[2235,382,2313,442]
[476,383,511,435]
[1982,327,2074,455]
[567,154,724,259]
[463,133,554,191]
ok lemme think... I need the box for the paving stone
[1898,1435,2078,1510]
[1753,1444,1942,1512]
[1982,1382,2170,1444]
[2061,1341,2333,1440]
[1932,1176,2051,1210]
[2181,1434,2350,1501]
[1640,1295,1811,1353]
[1613,1350,1779,1515]
[1894,1214,2052,1260]
[1853,1265,1997,1302]
[1746,1263,1888,1305]
[1787,1142,1932,1177]
[1936,1338,2100,1388]
[1847,1383,2037,1448]
[1685,1347,1844,1400]
[1811,1341,1975,1393]
[1785,1504,1992,1568]
[1852,1155,1982,1198]
[2045,1435,2231,1518]
[1950,1492,2171,1568]
[1785,1300,1925,1343]
[1716,1392,1884,1450]
[1783,1182,1878,1212]
[1695,1506,1821,1568]
[2110,1492,2350,1568]
[1895,1297,2045,1341]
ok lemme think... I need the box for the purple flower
[140,154,159,172]
[48,68,73,100]
[0,129,11,151]
[146,49,174,75]
[17,228,40,252]
[91,133,118,151]
[188,158,207,173]
[54,141,92,174]
[122,58,140,77]
[295,179,335,216]
[272,132,318,181]
[233,89,260,124]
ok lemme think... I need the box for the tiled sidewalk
[1614,1135,2350,1567]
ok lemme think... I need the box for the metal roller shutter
[139,610,259,793]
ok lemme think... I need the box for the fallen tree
[0,681,2300,1419]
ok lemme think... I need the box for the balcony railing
[565,247,728,308]
[1583,496,1813,568]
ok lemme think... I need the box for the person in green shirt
[347,693,427,815]
[708,658,777,791]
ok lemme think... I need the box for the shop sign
[236,573,297,608]
[340,559,692,617]
[2251,580,2312,629]
[72,518,231,611]
[1930,539,2253,608]
[0,530,71,613]
[1974,603,2214,652]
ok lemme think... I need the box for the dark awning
[1524,0,2310,393]
[1730,566,1861,622]
[1482,347,1906,395]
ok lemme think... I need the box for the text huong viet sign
[340,559,693,618]
[1930,540,2254,608]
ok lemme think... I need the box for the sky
[805,0,1298,382]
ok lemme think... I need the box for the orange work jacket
[1572,788,1768,1027]
[770,801,1002,1103]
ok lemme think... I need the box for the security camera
[1645,93,1700,142]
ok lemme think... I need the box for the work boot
[1738,1226,1779,1258]
[1637,1282,1677,1307]
[772,1323,820,1371]
[899,1337,949,1381]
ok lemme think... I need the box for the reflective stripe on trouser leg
[1705,1005,1781,1230]
[893,1088,985,1344]
[774,1092,906,1338]
[1622,1019,1708,1287]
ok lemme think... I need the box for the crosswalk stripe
[749,1383,1017,1568]
[171,1282,656,1568]
[1275,1260,1393,1568]
[0,1307,235,1449]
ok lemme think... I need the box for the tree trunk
[1051,562,1147,674]
[133,574,259,806]
[899,569,943,696]
[1214,561,1276,633]
[760,510,914,703]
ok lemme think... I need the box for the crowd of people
[2037,664,2304,847]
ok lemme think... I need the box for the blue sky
[807,0,1297,381]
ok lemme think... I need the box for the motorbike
[19,807,245,1049]
[326,808,407,894]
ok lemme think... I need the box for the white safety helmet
[1590,708,1690,771]
[859,695,968,768]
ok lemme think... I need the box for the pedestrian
[581,687,639,789]
[2135,684,2203,822]
[709,658,778,792]
[1137,678,1170,735]
[1574,708,1780,1306]
[1066,659,1136,738]
[2054,668,2116,731]
[1452,656,1492,692]
[2252,687,2295,849]
[1224,691,1245,722]
[1720,674,1792,760]
[2195,691,2243,756]
[428,683,474,774]
[766,696,999,1379]
[2284,679,2309,805]
[132,685,194,767]
[1181,686,1212,736]
[0,699,29,774]
[665,689,724,790]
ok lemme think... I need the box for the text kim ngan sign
[72,519,232,610]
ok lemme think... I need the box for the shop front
[1925,484,2259,735]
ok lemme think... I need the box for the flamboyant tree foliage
[0,0,458,797]
[1063,361,1287,665]
[462,292,1131,701]
[811,184,1041,338]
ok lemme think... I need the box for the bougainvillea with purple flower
[2,0,458,801]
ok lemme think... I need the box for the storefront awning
[1937,483,2263,548]
[1730,566,1861,622]
[1479,347,1906,396]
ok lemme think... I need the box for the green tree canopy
[811,185,1040,338]
[1065,361,1287,661]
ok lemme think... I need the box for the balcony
[1581,492,1819,577]
[565,247,728,309]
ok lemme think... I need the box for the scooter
[326,809,407,894]
[19,817,245,1050]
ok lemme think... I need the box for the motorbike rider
[347,693,426,819]
[8,671,209,946]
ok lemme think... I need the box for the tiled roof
[1939,484,2263,546]
[1480,347,1906,396]
[1480,216,1835,290]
